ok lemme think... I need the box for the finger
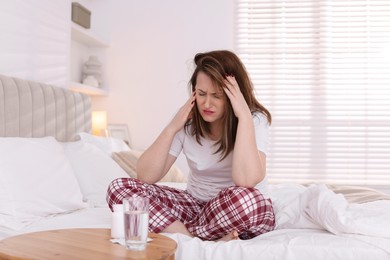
[223,85,233,97]
[226,76,239,92]
[186,95,196,112]
[224,79,236,96]
[187,110,194,120]
[223,85,231,94]
[183,92,196,108]
[225,74,235,82]
[190,91,196,102]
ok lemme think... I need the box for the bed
[1,74,390,260]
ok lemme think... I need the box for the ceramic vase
[83,55,102,87]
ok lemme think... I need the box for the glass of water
[123,195,149,251]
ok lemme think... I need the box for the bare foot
[217,230,240,242]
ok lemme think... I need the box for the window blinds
[235,0,390,185]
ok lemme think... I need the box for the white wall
[91,0,235,173]
[0,0,70,86]
[0,0,235,174]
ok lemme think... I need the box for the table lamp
[92,111,107,136]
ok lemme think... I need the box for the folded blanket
[270,184,390,253]
[273,184,390,238]
[326,184,390,204]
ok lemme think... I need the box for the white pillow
[0,137,86,230]
[62,141,129,207]
[77,132,130,155]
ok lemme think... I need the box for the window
[235,0,390,185]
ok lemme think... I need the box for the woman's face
[195,71,226,125]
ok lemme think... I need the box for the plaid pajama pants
[106,178,275,241]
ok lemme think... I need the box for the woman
[107,50,275,241]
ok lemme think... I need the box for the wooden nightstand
[0,228,177,259]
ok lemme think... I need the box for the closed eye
[197,90,206,96]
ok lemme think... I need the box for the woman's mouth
[203,110,214,115]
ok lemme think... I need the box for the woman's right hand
[137,92,195,184]
[167,92,196,133]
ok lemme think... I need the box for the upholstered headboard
[0,74,91,142]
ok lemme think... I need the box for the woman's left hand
[223,75,252,120]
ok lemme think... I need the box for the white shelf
[69,81,108,96]
[70,22,110,96]
[71,23,109,47]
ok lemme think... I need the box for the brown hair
[186,50,271,160]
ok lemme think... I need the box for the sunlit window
[236,0,390,185]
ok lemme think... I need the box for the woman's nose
[204,95,211,107]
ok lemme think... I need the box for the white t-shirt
[169,112,270,202]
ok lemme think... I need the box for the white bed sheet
[161,182,390,260]
[0,207,111,239]
[1,182,390,260]
[165,229,390,260]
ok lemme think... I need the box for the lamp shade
[92,111,107,136]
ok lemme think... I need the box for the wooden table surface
[0,228,177,260]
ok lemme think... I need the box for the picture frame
[107,124,131,147]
